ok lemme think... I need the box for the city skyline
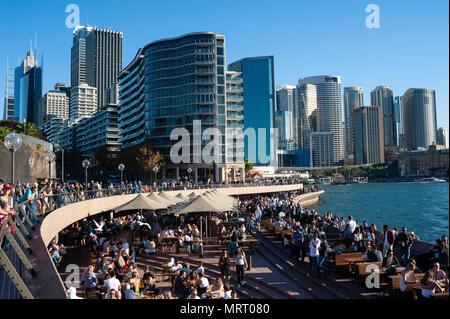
[0,0,448,133]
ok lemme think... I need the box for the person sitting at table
[210,278,225,299]
[182,232,194,254]
[382,249,400,273]
[187,287,201,299]
[173,271,190,299]
[429,262,449,286]
[230,289,238,299]
[180,263,191,276]
[367,244,383,262]
[197,272,209,296]
[122,283,135,299]
[224,283,232,299]
[400,262,418,293]
[219,226,228,244]
[196,262,204,275]
[230,227,239,242]
[420,271,444,298]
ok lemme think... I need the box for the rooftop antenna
[35,31,37,51]
[86,14,89,27]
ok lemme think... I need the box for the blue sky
[0,0,448,130]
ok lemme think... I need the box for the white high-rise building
[298,76,343,165]
[371,85,395,148]
[70,83,97,120]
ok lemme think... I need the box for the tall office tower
[38,83,70,126]
[14,47,42,124]
[393,96,404,148]
[352,106,385,165]
[69,83,97,119]
[296,83,318,151]
[343,87,364,157]
[403,88,437,150]
[274,110,294,150]
[119,32,228,181]
[228,56,276,166]
[71,26,123,110]
[276,85,296,113]
[225,71,245,177]
[298,76,344,165]
[311,132,334,167]
[370,85,395,147]
[3,56,15,120]
[437,127,449,148]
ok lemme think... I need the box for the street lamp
[118,164,125,183]
[4,133,23,184]
[44,151,56,181]
[54,142,64,183]
[82,159,91,187]
[153,166,159,184]
[187,167,193,181]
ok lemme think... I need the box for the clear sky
[0,0,448,131]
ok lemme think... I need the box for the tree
[244,159,253,175]
[0,126,13,142]
[0,120,46,140]
[135,142,165,182]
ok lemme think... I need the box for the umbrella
[211,189,238,205]
[159,191,184,204]
[112,194,167,212]
[175,193,190,202]
[169,194,224,216]
[148,192,175,207]
[202,191,234,211]
[188,191,200,199]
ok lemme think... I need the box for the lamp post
[82,159,91,188]
[153,166,159,184]
[187,167,193,181]
[118,164,125,184]
[4,133,23,184]
[44,151,56,181]
[54,142,64,183]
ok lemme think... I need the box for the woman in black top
[219,250,231,281]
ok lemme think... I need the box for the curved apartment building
[118,32,230,181]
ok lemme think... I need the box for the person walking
[235,247,248,288]
[308,232,320,275]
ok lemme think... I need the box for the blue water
[310,182,449,243]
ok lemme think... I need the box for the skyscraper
[298,76,344,165]
[3,56,15,120]
[276,85,296,113]
[343,87,364,157]
[393,96,404,148]
[352,106,385,165]
[296,83,318,152]
[14,47,42,124]
[71,26,123,110]
[228,56,276,166]
[370,85,395,148]
[437,127,449,148]
[311,132,334,167]
[403,88,437,150]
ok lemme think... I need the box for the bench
[329,252,363,273]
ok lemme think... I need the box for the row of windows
[145,54,215,72]
[144,35,216,54]
[145,94,216,107]
[146,85,218,99]
[148,45,217,62]
[146,75,215,90]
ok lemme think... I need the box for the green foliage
[244,159,253,173]
[0,120,46,141]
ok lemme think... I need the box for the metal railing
[0,180,306,299]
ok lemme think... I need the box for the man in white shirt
[103,271,122,299]
[187,288,200,299]
[347,216,357,233]
[197,272,209,295]
[308,233,320,275]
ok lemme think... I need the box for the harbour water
[309,182,449,243]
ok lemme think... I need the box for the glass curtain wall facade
[343,87,364,158]
[228,56,276,166]
[403,88,437,150]
[370,85,395,147]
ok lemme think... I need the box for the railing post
[0,248,34,299]
[4,230,35,273]
[7,219,30,251]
